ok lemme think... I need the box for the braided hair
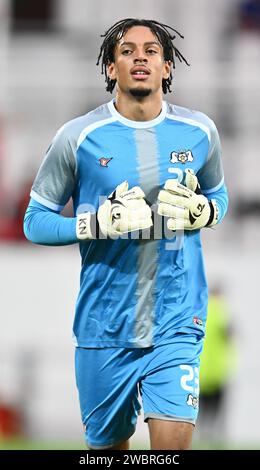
[96,18,189,94]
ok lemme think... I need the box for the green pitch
[1,438,260,450]
[0,438,148,450]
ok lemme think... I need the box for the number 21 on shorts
[179,364,199,395]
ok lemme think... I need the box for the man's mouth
[130,67,150,80]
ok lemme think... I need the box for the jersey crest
[170,150,193,164]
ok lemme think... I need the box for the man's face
[107,26,171,98]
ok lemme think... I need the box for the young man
[24,19,228,450]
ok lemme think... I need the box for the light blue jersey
[29,99,228,348]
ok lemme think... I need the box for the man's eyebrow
[118,41,161,48]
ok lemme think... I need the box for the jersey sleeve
[197,120,224,194]
[23,198,78,246]
[30,126,77,211]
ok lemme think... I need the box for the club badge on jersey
[170,150,194,164]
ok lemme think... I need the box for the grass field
[1,438,260,450]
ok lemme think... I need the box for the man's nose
[133,48,148,63]
[133,56,148,63]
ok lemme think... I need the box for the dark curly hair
[96,18,189,94]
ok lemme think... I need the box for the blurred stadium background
[0,0,260,450]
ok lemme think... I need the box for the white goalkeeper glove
[76,181,153,239]
[157,169,218,230]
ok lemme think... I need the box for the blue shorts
[75,333,203,449]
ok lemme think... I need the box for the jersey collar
[107,99,167,128]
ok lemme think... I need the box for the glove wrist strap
[76,212,99,239]
[206,200,218,227]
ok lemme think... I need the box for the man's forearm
[24,198,78,246]
[203,183,228,225]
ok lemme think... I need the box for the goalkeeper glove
[76,181,153,239]
[157,169,218,230]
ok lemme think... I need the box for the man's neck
[114,93,163,122]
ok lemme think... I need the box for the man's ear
[163,60,171,80]
[107,62,117,80]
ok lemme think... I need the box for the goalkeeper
[23,18,228,451]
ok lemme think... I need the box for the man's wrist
[206,199,218,227]
[76,212,99,240]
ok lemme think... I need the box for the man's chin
[129,87,152,98]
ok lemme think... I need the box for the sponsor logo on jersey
[170,150,193,164]
[187,394,199,408]
[99,157,113,167]
[193,316,203,326]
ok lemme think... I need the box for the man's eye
[122,49,132,55]
[146,49,157,54]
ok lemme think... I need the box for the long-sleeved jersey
[24,99,228,348]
